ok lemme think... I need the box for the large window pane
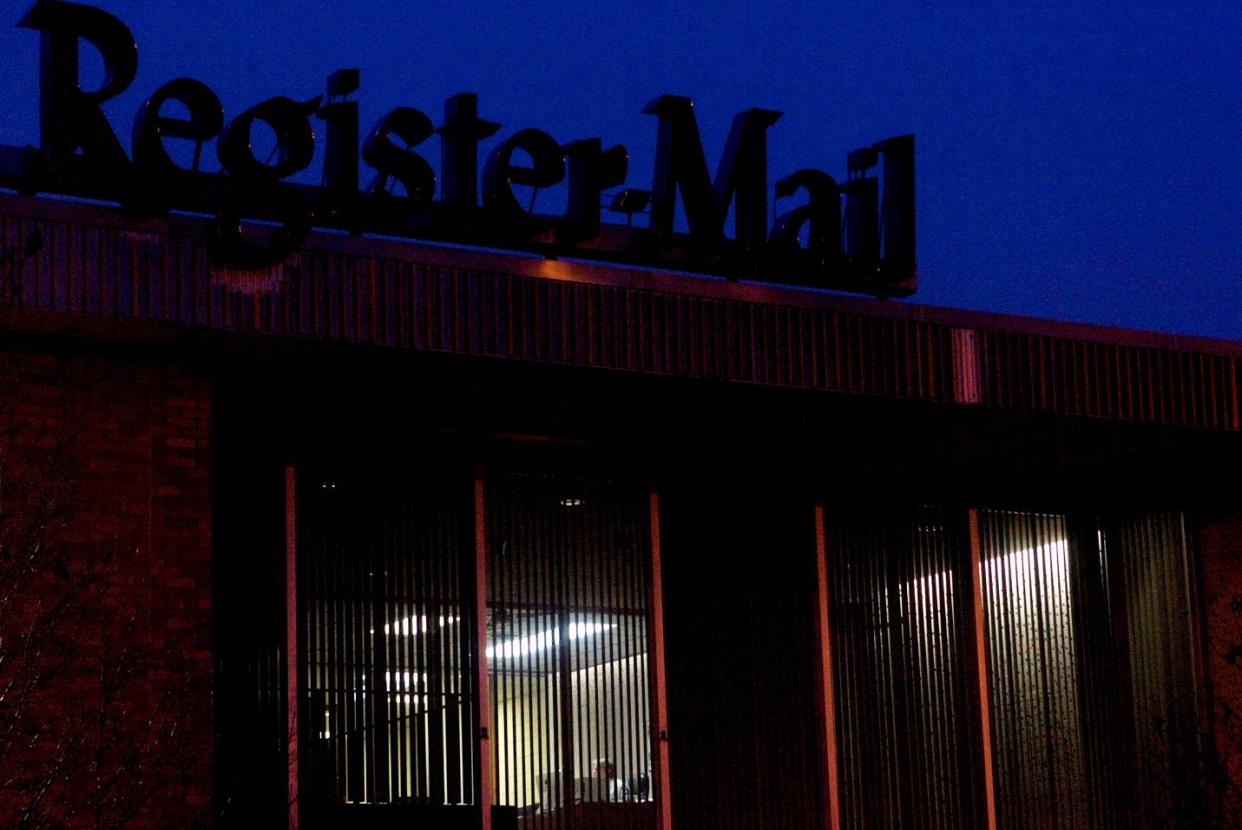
[828,504,984,829]
[978,509,1198,829]
[299,468,477,809]
[979,511,1089,827]
[1113,512,1200,826]
[486,472,655,830]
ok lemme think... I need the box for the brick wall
[1197,508,1242,827]
[0,339,213,827]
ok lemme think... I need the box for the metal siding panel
[0,200,1237,432]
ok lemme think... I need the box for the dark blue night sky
[1,1,1239,340]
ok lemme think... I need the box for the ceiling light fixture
[486,621,615,660]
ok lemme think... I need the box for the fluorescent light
[375,614,461,636]
[486,621,615,660]
[385,671,426,691]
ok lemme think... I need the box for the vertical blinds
[976,509,1198,830]
[978,511,1092,828]
[486,472,655,829]
[827,504,984,829]
[300,468,478,807]
[1115,512,1200,825]
[274,468,1202,828]
[824,504,1199,830]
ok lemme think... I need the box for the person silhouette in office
[590,758,626,803]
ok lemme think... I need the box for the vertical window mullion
[967,508,998,830]
[473,465,493,830]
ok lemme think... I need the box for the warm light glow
[901,538,1069,611]
[487,621,615,660]
[983,538,1069,590]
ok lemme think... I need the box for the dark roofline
[4,192,1239,359]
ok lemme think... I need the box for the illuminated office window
[299,469,478,807]
[829,506,1199,829]
[486,472,655,830]
[978,511,1093,827]
[974,510,1200,828]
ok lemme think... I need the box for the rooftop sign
[0,0,916,297]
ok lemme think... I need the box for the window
[827,504,1200,828]
[827,504,984,829]
[300,468,478,807]
[291,467,659,829]
[487,472,656,828]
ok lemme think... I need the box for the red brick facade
[0,342,213,827]
[1197,509,1242,827]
